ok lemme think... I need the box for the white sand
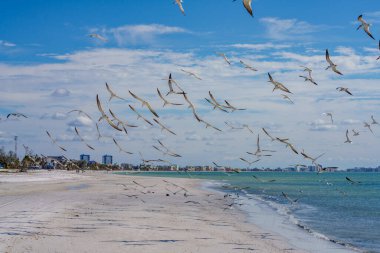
[0,170,307,253]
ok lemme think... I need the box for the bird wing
[242,0,253,16]
[325,49,333,65]
[129,90,145,104]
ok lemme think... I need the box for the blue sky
[0,0,379,169]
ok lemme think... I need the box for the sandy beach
[0,170,312,253]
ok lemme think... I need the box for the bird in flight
[239,60,257,71]
[224,100,246,111]
[322,112,334,124]
[233,0,253,17]
[268,73,292,94]
[96,95,123,131]
[281,94,294,104]
[299,66,318,85]
[377,41,380,60]
[106,83,127,102]
[129,90,159,118]
[88,33,107,42]
[336,87,353,96]
[46,130,67,152]
[154,118,176,135]
[344,129,352,144]
[364,121,374,134]
[128,105,153,126]
[352,129,360,136]
[175,0,185,15]
[157,88,183,107]
[113,138,133,154]
[180,69,202,80]
[74,127,95,150]
[325,49,343,75]
[7,113,27,119]
[216,52,231,65]
[240,157,260,166]
[371,115,378,125]
[357,15,375,40]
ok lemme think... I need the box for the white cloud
[259,17,322,40]
[0,46,379,168]
[92,24,190,46]
[230,43,291,51]
[0,40,16,47]
[51,88,71,97]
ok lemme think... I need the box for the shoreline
[0,170,359,253]
[202,180,359,253]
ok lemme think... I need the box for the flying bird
[371,115,378,125]
[364,121,374,134]
[175,0,185,15]
[344,129,352,144]
[216,52,231,65]
[96,95,123,131]
[322,112,334,124]
[46,130,67,152]
[352,129,360,136]
[268,73,292,94]
[157,88,183,107]
[74,127,95,150]
[239,60,257,71]
[106,83,127,102]
[346,176,361,184]
[205,98,229,113]
[281,94,294,104]
[129,90,159,118]
[234,0,253,17]
[162,73,185,95]
[299,67,318,85]
[88,33,107,42]
[243,124,254,134]
[357,15,375,40]
[240,157,260,166]
[113,138,133,154]
[336,87,353,96]
[301,150,325,164]
[67,110,93,121]
[180,69,202,80]
[153,118,176,135]
[224,100,246,111]
[225,121,244,130]
[326,49,343,75]
[262,128,276,142]
[377,41,380,60]
[282,192,300,204]
[128,105,153,126]
[7,113,27,119]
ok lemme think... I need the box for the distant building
[46,156,67,169]
[102,155,113,165]
[80,154,90,163]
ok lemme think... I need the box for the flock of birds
[1,2,379,177]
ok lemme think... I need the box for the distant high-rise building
[80,154,90,163]
[102,155,113,165]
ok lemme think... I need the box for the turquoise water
[118,171,380,252]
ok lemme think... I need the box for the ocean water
[118,171,380,253]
